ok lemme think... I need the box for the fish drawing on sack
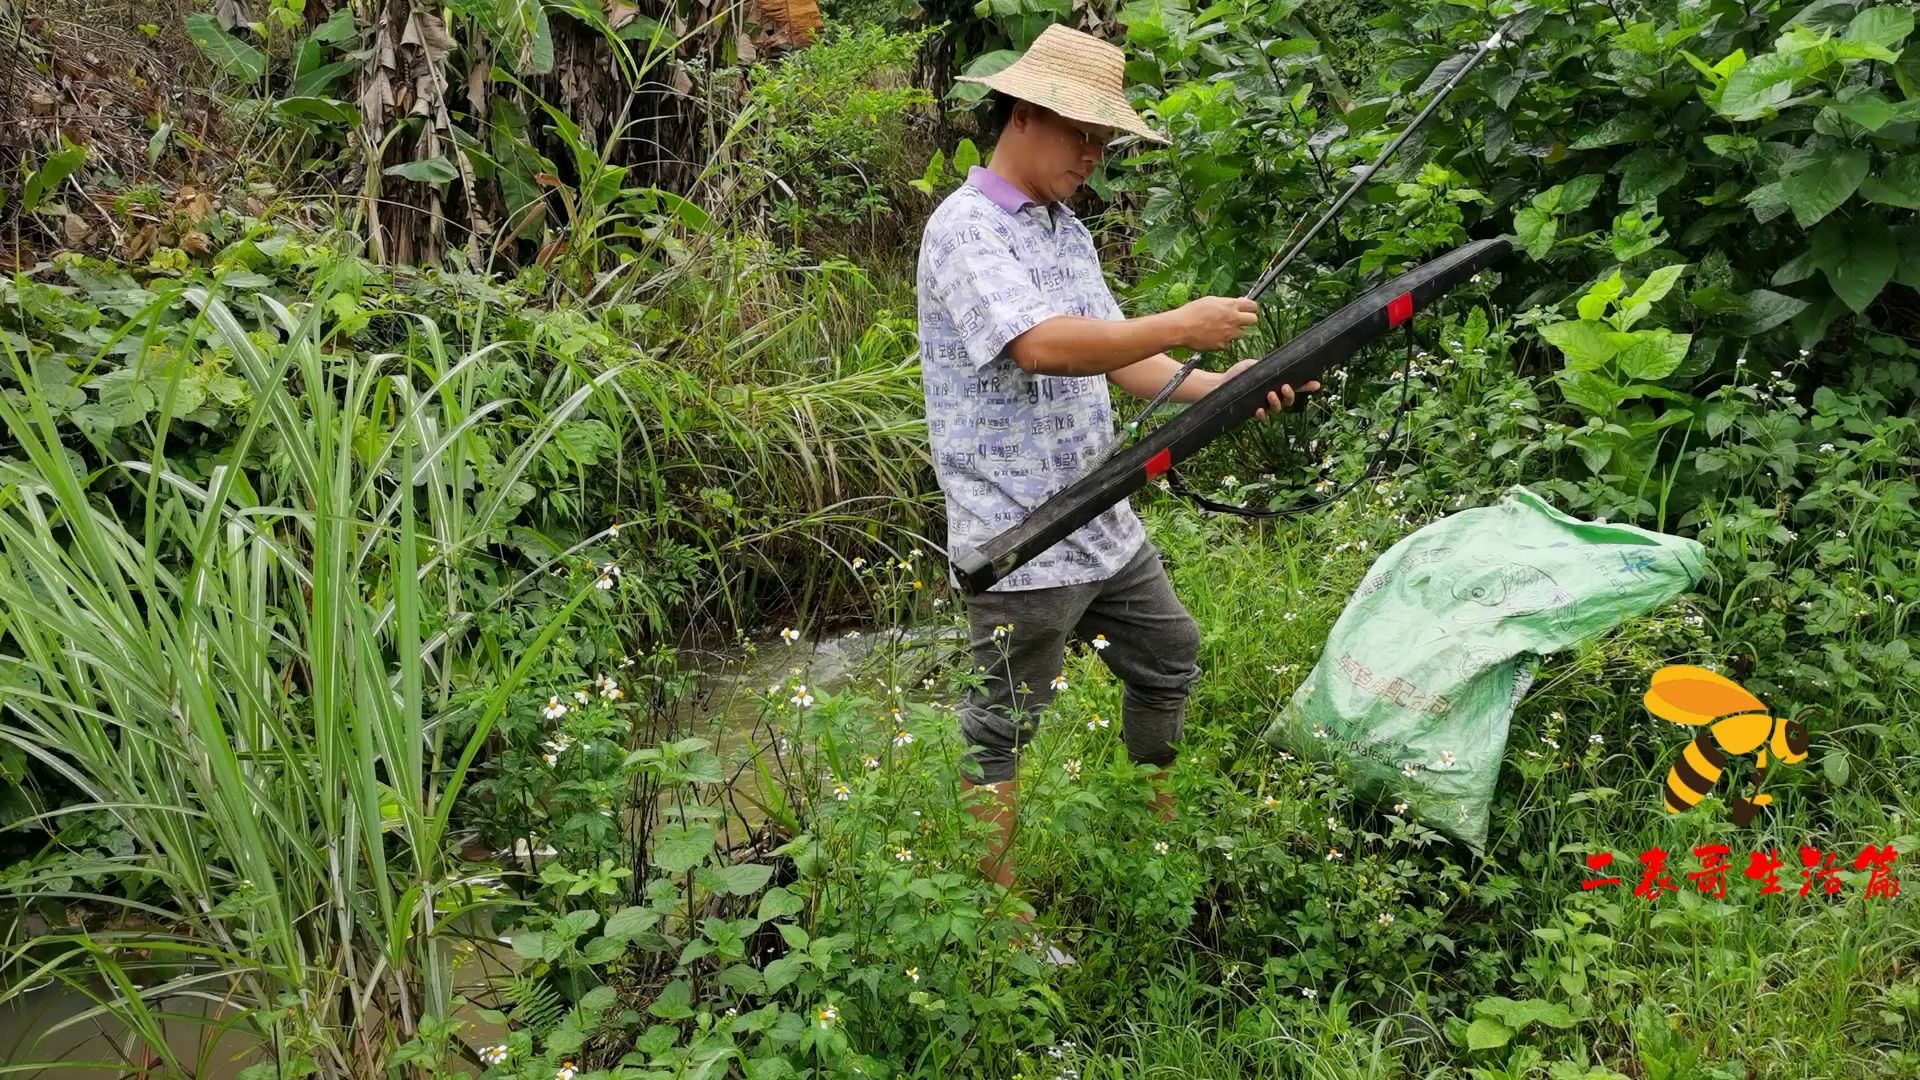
[1411,559,1577,658]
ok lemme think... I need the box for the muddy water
[676,620,961,841]
[0,937,516,1079]
[1,623,960,1077]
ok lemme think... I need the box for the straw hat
[957,24,1169,145]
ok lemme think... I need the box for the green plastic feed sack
[1261,485,1706,852]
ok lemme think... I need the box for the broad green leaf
[1781,147,1868,227]
[185,14,268,81]
[1860,155,1920,209]
[1630,263,1688,308]
[1466,1016,1514,1051]
[1561,173,1605,214]
[655,822,716,873]
[758,886,806,921]
[1832,39,1898,61]
[949,50,1019,103]
[1731,289,1809,334]
[1896,226,1920,289]
[762,955,804,994]
[649,978,694,1020]
[1816,219,1895,313]
[1571,116,1653,150]
[579,986,619,1012]
[274,97,359,127]
[953,138,981,174]
[580,935,623,964]
[1540,320,1621,371]
[526,3,555,74]
[1578,272,1625,321]
[1718,51,1806,119]
[1501,999,1578,1030]
[384,156,460,186]
[605,905,662,941]
[1557,370,1627,415]
[22,142,86,214]
[1617,329,1691,381]
[559,909,601,938]
[311,7,357,43]
[292,60,358,98]
[1515,206,1556,259]
[1618,150,1686,204]
[1844,6,1914,49]
[1831,95,1895,132]
[1703,134,1757,159]
[509,930,553,961]
[711,862,774,896]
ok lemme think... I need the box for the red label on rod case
[1145,448,1172,478]
[1387,292,1415,327]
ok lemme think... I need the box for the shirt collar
[967,166,1044,216]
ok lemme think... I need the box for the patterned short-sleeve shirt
[917,167,1147,592]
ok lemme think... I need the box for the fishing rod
[1111,19,1514,455]
[954,21,1519,595]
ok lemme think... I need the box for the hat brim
[958,69,1169,145]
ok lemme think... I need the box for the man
[916,23,1318,939]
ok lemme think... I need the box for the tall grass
[0,283,602,1074]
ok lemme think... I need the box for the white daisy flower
[480,1045,509,1065]
[557,1064,577,1080]
[1438,750,1456,768]
[1378,912,1395,927]
[780,627,800,643]
[1153,841,1169,855]
[1050,674,1069,691]
[1400,763,1419,778]
[574,689,591,705]
[1589,733,1603,746]
[993,624,1013,640]
[1820,443,1835,453]
[1091,633,1110,651]
[1393,802,1408,814]
[893,730,915,747]
[1087,715,1110,731]
[1326,848,1343,861]
[1302,987,1318,999]
[790,686,814,708]
[1064,759,1082,780]
[894,847,914,863]
[543,697,568,720]
[906,966,920,982]
[817,1005,838,1024]
[862,755,881,770]
[852,557,867,570]
[833,780,851,800]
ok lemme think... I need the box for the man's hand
[1219,357,1319,421]
[1173,296,1260,352]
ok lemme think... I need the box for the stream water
[0,622,962,1077]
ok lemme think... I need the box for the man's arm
[1107,352,1317,421]
[1008,298,1257,378]
[1106,352,1227,403]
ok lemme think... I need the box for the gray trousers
[957,540,1202,785]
